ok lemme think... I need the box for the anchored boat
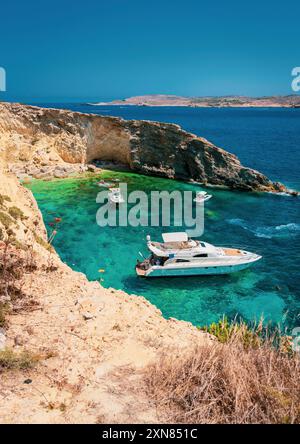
[136,232,261,277]
[108,187,125,204]
[193,191,212,203]
[97,180,113,188]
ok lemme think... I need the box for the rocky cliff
[0,102,286,192]
[0,102,292,423]
[0,151,211,424]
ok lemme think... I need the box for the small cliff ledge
[0,102,286,192]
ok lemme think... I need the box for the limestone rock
[14,335,24,346]
[82,311,95,320]
[0,330,6,350]
[0,102,287,192]
[87,164,97,172]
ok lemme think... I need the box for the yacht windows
[193,253,208,258]
[150,255,167,266]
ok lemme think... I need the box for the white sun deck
[136,232,262,277]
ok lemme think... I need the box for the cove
[26,170,300,331]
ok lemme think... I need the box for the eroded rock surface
[0,102,286,192]
[0,160,212,424]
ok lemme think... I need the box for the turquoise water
[27,106,300,330]
[27,171,300,330]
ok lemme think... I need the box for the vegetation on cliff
[145,320,299,424]
[0,103,297,423]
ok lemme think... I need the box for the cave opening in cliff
[91,158,132,172]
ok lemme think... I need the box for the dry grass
[0,239,38,327]
[8,206,27,221]
[0,211,15,229]
[0,348,40,371]
[144,324,300,424]
[33,233,54,252]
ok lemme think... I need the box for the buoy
[54,217,62,223]
[98,269,105,273]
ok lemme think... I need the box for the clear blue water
[27,105,300,331]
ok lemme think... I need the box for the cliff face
[0,102,215,423]
[126,119,284,191]
[0,102,285,192]
[0,154,211,424]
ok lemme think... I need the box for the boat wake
[227,218,300,239]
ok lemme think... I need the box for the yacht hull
[137,260,259,278]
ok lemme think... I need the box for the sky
[0,0,299,102]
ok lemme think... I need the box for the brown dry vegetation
[0,348,40,371]
[0,239,38,327]
[144,324,300,424]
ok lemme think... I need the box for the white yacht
[97,180,113,188]
[193,191,212,203]
[108,187,125,204]
[136,232,261,277]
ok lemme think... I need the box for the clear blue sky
[0,0,299,102]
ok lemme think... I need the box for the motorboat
[108,187,125,204]
[193,191,212,203]
[97,180,113,188]
[136,232,261,277]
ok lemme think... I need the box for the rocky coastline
[0,102,289,193]
[0,102,297,423]
[92,94,300,108]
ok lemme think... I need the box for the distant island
[91,94,300,108]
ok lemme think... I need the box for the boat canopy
[162,232,188,243]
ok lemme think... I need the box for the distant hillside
[91,94,300,108]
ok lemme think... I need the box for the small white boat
[136,232,261,277]
[97,180,113,188]
[193,191,212,203]
[108,187,125,204]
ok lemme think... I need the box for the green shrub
[34,234,54,252]
[10,238,27,251]
[198,317,261,349]
[0,194,11,207]
[0,211,14,229]
[0,348,40,371]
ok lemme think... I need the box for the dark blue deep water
[28,105,300,331]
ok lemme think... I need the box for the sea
[26,105,300,331]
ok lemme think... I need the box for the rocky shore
[0,102,288,193]
[0,102,295,423]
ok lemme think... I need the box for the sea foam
[227,219,300,239]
